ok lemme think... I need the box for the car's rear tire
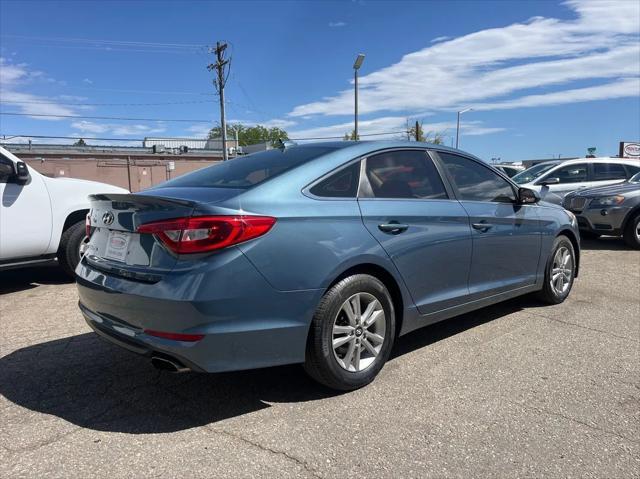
[622,213,640,250]
[58,220,87,278]
[304,274,396,391]
[536,235,576,305]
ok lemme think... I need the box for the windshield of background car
[512,163,557,184]
[630,172,640,183]
[160,146,337,189]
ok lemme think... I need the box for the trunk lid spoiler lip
[89,193,197,208]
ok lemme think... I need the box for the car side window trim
[357,148,451,201]
[302,157,363,201]
[430,150,519,203]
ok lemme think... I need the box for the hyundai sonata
[77,141,580,390]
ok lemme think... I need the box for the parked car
[563,172,640,248]
[512,158,640,204]
[495,164,524,177]
[0,146,128,275]
[76,142,580,390]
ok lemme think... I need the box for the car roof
[294,140,485,162]
[534,157,640,168]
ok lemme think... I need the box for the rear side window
[439,152,515,203]
[593,163,627,181]
[310,162,360,198]
[161,146,336,189]
[365,150,447,199]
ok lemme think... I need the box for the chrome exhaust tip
[151,356,190,373]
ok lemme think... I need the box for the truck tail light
[136,215,276,254]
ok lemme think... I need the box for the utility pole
[353,54,365,140]
[208,41,230,161]
[415,120,420,142]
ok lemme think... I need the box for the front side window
[593,163,627,181]
[545,164,588,184]
[310,162,360,198]
[439,152,516,203]
[364,150,447,199]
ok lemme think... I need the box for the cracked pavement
[1,238,638,478]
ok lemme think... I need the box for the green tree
[73,138,87,146]
[343,130,358,141]
[406,121,445,144]
[208,124,289,147]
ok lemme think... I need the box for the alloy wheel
[550,246,573,295]
[332,292,386,372]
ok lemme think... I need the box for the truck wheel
[623,213,640,249]
[58,220,87,277]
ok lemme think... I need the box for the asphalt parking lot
[1,238,638,478]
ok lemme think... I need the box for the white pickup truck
[0,146,128,275]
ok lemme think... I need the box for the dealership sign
[620,142,640,158]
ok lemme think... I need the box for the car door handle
[378,223,409,234]
[472,222,493,232]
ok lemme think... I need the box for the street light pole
[456,107,473,149]
[353,54,365,140]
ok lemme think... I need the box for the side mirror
[518,187,540,204]
[539,177,560,186]
[15,161,30,182]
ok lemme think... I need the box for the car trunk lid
[85,193,197,277]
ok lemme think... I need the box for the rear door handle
[378,223,409,234]
[472,222,493,232]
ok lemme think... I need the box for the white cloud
[289,0,640,118]
[0,57,77,119]
[289,115,503,141]
[82,78,93,84]
[328,21,347,28]
[70,120,167,136]
[430,36,450,43]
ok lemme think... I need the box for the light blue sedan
[77,141,580,390]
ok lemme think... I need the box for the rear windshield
[160,146,337,189]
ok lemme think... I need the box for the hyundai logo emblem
[102,211,115,226]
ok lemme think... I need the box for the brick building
[3,143,224,192]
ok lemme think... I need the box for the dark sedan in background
[564,172,640,248]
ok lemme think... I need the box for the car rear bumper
[76,248,322,373]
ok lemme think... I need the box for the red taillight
[136,215,276,254]
[144,329,205,342]
[85,212,91,237]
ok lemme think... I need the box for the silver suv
[512,158,640,204]
[563,172,640,249]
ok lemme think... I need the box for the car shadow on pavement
[579,237,633,251]
[0,264,72,295]
[0,296,531,435]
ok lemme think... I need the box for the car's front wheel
[536,235,576,304]
[304,274,396,391]
[623,213,640,249]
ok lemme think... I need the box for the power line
[1,34,208,50]
[0,112,214,123]
[1,99,216,107]
[0,131,409,143]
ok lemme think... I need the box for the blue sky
[0,0,638,161]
